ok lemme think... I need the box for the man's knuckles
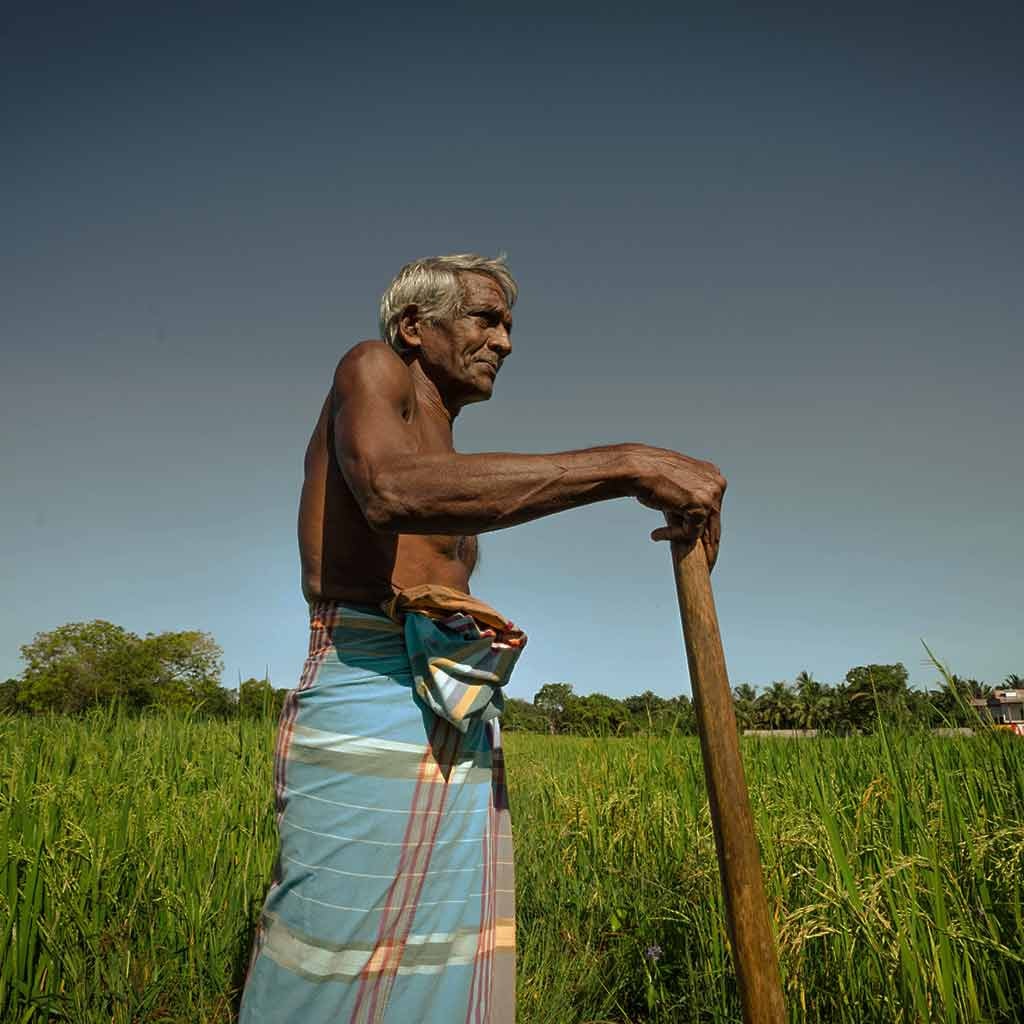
[691,486,720,511]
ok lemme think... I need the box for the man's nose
[489,326,512,357]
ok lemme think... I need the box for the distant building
[969,690,1024,727]
[742,729,818,739]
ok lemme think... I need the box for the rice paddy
[1,710,1022,1022]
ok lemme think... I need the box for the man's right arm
[334,343,726,565]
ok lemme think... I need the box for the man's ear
[397,305,422,350]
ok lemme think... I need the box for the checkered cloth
[384,585,526,733]
[239,589,522,1023]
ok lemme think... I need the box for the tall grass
[0,708,274,1023]
[1,710,1022,1022]
[512,730,1024,1023]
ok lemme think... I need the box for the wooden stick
[669,536,786,1024]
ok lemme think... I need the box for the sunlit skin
[298,272,725,605]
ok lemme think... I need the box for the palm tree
[733,683,758,703]
[950,674,992,700]
[795,670,820,695]
[831,682,857,735]
[794,671,827,726]
[796,691,833,731]
[732,684,758,730]
[756,681,796,730]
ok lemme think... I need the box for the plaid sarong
[239,592,521,1023]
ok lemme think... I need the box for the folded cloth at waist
[382,584,526,644]
[379,584,527,734]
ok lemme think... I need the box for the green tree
[239,677,287,718]
[143,631,225,712]
[794,671,820,697]
[755,681,797,730]
[844,663,911,732]
[18,621,152,713]
[13,621,227,715]
[533,682,576,734]
[624,690,667,733]
[0,678,21,714]
[500,697,547,732]
[572,693,629,735]
[830,682,858,735]
[927,674,992,728]
[949,675,992,700]
[732,684,758,730]
[661,693,697,735]
[794,672,833,731]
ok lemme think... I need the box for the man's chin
[463,377,496,404]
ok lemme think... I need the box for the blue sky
[2,4,1021,700]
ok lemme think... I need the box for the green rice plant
[0,710,1021,1022]
[510,729,1024,1023]
[0,710,278,1022]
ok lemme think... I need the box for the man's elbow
[361,474,408,532]
[361,494,398,532]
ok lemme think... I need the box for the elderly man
[240,254,725,1022]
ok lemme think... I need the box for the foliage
[8,620,235,717]
[532,681,576,734]
[238,677,288,719]
[17,621,152,714]
[0,713,1021,1022]
[0,710,272,1022]
[511,728,1024,1023]
[0,680,21,714]
[504,661,1007,738]
[843,663,911,731]
[145,630,229,714]
[501,696,548,733]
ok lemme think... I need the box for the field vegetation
[2,706,1022,1022]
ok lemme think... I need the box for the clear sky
[3,4,1021,701]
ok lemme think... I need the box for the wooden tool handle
[670,536,786,1024]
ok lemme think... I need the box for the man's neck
[408,359,460,428]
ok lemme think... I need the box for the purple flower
[644,944,663,962]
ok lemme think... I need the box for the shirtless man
[298,254,725,606]
[242,254,725,1023]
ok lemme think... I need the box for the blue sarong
[239,592,521,1023]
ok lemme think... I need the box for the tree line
[1,620,1017,734]
[505,667,1021,736]
[0,620,287,718]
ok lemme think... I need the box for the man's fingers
[650,524,702,544]
[706,509,721,565]
[702,532,718,571]
[653,506,709,545]
[653,506,721,571]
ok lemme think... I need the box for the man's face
[412,273,513,407]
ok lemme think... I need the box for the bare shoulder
[333,340,411,404]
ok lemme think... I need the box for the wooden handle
[669,537,786,1024]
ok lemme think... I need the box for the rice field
[1,710,1022,1022]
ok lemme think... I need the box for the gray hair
[379,253,518,352]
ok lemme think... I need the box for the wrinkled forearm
[363,445,641,535]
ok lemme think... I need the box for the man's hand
[628,447,726,570]
[653,509,722,570]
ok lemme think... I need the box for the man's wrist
[608,444,646,499]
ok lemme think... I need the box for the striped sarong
[239,593,520,1023]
